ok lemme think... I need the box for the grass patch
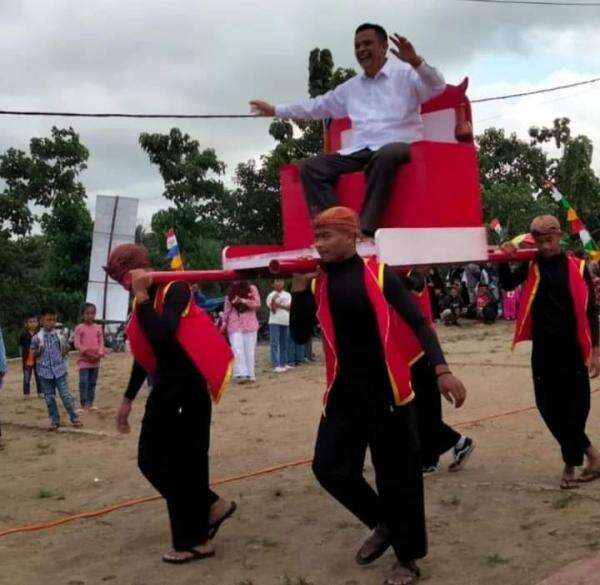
[281,576,313,585]
[36,488,64,500]
[553,493,576,510]
[483,553,510,567]
[440,496,461,507]
[37,489,55,499]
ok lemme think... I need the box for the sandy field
[1,320,599,585]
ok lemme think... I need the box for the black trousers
[312,385,426,562]
[532,352,591,467]
[299,143,411,235]
[23,365,41,396]
[412,357,461,467]
[138,385,219,551]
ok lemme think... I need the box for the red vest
[312,257,423,410]
[513,255,592,363]
[126,282,234,403]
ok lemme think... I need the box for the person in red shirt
[74,303,106,412]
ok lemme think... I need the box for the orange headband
[313,206,360,236]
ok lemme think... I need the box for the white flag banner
[86,195,139,322]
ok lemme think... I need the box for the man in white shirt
[266,279,292,372]
[250,23,446,236]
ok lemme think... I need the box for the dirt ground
[1,320,600,585]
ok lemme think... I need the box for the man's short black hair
[83,302,97,312]
[40,308,57,317]
[355,23,388,44]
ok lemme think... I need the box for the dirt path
[1,321,599,585]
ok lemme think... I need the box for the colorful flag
[510,233,536,248]
[165,228,183,270]
[545,181,600,256]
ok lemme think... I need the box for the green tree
[0,127,91,355]
[477,127,553,239]
[530,118,600,234]
[0,127,89,235]
[477,127,549,193]
[139,128,229,268]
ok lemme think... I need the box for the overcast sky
[2,0,600,226]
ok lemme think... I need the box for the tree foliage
[0,127,91,356]
[0,127,89,236]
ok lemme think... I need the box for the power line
[0,110,256,119]
[471,76,600,103]
[0,77,599,119]
[461,0,600,6]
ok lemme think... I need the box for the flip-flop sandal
[208,501,237,539]
[560,478,580,490]
[162,548,215,564]
[578,468,600,483]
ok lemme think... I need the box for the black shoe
[422,465,439,477]
[449,437,475,472]
[355,523,390,565]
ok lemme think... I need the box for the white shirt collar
[361,58,393,80]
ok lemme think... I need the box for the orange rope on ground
[0,458,312,539]
[0,387,597,540]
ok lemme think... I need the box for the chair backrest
[323,78,472,153]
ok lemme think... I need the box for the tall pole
[102,196,120,320]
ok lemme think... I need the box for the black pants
[299,143,411,235]
[138,386,219,551]
[412,357,461,467]
[532,353,591,467]
[312,389,426,562]
[23,365,41,396]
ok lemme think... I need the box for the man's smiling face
[354,28,388,77]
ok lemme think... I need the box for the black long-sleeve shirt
[290,255,446,384]
[124,282,208,402]
[499,254,599,364]
[19,330,35,366]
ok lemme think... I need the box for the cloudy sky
[2,0,600,226]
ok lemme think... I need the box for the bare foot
[208,499,237,538]
[209,498,231,526]
[384,561,420,585]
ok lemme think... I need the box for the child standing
[74,303,105,412]
[31,308,82,431]
[19,315,41,398]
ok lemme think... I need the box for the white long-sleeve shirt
[275,58,445,155]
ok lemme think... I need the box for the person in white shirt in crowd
[250,23,446,237]
[266,279,292,373]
